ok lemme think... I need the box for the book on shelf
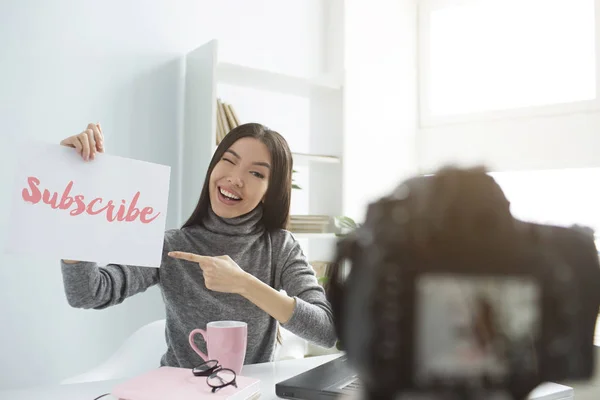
[289,215,331,233]
[224,103,237,130]
[111,366,260,400]
[216,98,230,144]
[214,100,339,166]
[216,98,243,146]
[228,103,241,126]
[310,260,332,279]
[310,260,334,289]
[290,215,331,221]
[216,99,226,144]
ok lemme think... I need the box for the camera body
[327,167,600,400]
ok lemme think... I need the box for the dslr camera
[327,167,600,400]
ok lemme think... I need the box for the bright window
[421,0,597,117]
[490,168,600,251]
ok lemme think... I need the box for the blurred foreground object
[327,166,600,400]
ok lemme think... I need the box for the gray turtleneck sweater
[60,206,337,367]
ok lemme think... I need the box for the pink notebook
[111,367,261,400]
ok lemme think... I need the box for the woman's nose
[227,175,243,187]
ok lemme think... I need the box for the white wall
[416,0,600,173]
[0,0,329,390]
[343,0,419,223]
[414,0,600,232]
[419,112,600,172]
[414,8,600,397]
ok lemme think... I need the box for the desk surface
[0,354,573,400]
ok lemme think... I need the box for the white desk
[0,354,573,400]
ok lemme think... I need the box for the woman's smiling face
[209,137,272,219]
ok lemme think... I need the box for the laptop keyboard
[341,379,362,393]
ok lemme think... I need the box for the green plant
[333,215,360,236]
[317,272,341,350]
[292,169,301,190]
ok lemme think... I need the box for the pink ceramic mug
[188,321,248,374]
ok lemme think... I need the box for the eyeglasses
[192,360,238,393]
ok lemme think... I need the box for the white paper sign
[5,141,170,267]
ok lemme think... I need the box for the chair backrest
[61,319,167,384]
[274,326,308,361]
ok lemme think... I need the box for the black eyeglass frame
[192,359,222,377]
[191,360,238,393]
[207,367,238,393]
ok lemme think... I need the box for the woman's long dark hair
[182,122,293,230]
[182,123,293,345]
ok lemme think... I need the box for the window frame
[417,0,600,128]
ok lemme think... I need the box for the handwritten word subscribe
[22,177,160,224]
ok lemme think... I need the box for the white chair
[274,326,309,361]
[61,319,314,385]
[61,319,167,384]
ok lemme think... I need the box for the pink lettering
[58,181,75,209]
[86,198,103,215]
[116,200,127,222]
[22,177,42,204]
[125,192,141,221]
[71,195,86,216]
[106,201,118,222]
[140,207,160,224]
[21,176,160,224]
[42,189,59,209]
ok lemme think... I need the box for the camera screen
[415,274,541,385]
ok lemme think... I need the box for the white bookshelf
[209,149,341,165]
[182,38,344,262]
[292,233,338,239]
[216,62,342,95]
[292,152,341,164]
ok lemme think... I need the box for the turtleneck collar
[201,204,265,236]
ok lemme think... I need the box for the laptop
[275,355,576,400]
[275,355,361,400]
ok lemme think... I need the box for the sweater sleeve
[61,261,159,309]
[279,235,337,348]
[60,231,173,309]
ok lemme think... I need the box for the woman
[60,122,337,368]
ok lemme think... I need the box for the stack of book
[310,260,333,291]
[288,215,330,233]
[216,98,241,145]
[310,261,332,280]
[111,366,260,400]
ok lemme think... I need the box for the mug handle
[188,328,208,361]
